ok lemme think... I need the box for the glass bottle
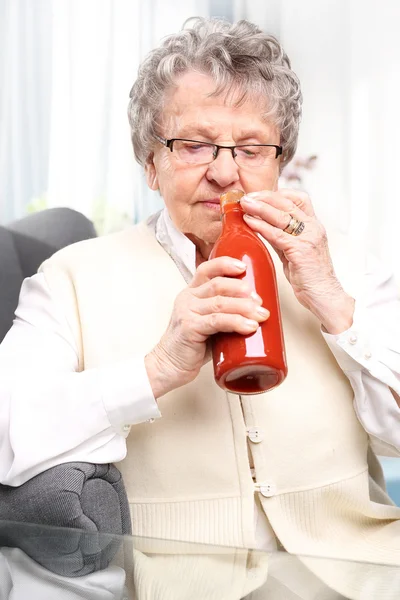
[209,190,288,394]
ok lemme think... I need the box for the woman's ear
[145,154,159,191]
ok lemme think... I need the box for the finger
[277,188,315,217]
[243,214,294,251]
[194,296,270,322]
[243,190,296,213]
[198,312,261,336]
[193,276,262,303]
[190,256,246,288]
[241,191,309,227]
[241,196,304,232]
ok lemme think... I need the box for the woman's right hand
[145,257,269,398]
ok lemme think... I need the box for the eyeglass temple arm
[153,134,176,152]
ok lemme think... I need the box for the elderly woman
[1,15,400,581]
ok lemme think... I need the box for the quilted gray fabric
[0,462,132,576]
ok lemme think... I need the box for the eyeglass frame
[152,134,283,164]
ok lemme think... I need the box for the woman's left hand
[240,189,355,334]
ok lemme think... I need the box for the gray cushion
[0,521,124,578]
[0,462,131,576]
[7,208,97,276]
[0,226,25,343]
[0,207,96,343]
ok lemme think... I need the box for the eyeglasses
[153,134,282,168]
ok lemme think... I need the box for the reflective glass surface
[1,520,400,599]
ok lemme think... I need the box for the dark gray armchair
[0,207,97,343]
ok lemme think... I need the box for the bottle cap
[220,189,245,208]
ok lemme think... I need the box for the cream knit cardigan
[41,222,400,570]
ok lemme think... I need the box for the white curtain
[346,0,400,280]
[0,0,52,223]
[233,0,400,283]
[0,0,209,230]
[47,0,211,231]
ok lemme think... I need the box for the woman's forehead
[165,71,267,112]
[162,105,278,141]
[161,72,276,138]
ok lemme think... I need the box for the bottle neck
[221,201,245,227]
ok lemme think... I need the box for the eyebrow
[175,125,275,144]
[176,125,219,140]
[234,127,278,143]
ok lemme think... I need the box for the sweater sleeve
[0,273,160,487]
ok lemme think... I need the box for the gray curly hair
[128,17,302,169]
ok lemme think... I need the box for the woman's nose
[205,148,240,188]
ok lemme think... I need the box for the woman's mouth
[201,198,221,210]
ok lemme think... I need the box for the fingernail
[245,192,262,199]
[250,291,262,304]
[232,260,247,270]
[241,196,256,204]
[256,306,269,317]
[244,319,259,330]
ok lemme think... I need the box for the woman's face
[145,71,281,247]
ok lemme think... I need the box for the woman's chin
[185,221,222,247]
[198,221,222,244]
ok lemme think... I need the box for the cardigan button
[247,427,264,443]
[258,482,276,498]
[123,424,131,433]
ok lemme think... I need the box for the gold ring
[284,216,305,236]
